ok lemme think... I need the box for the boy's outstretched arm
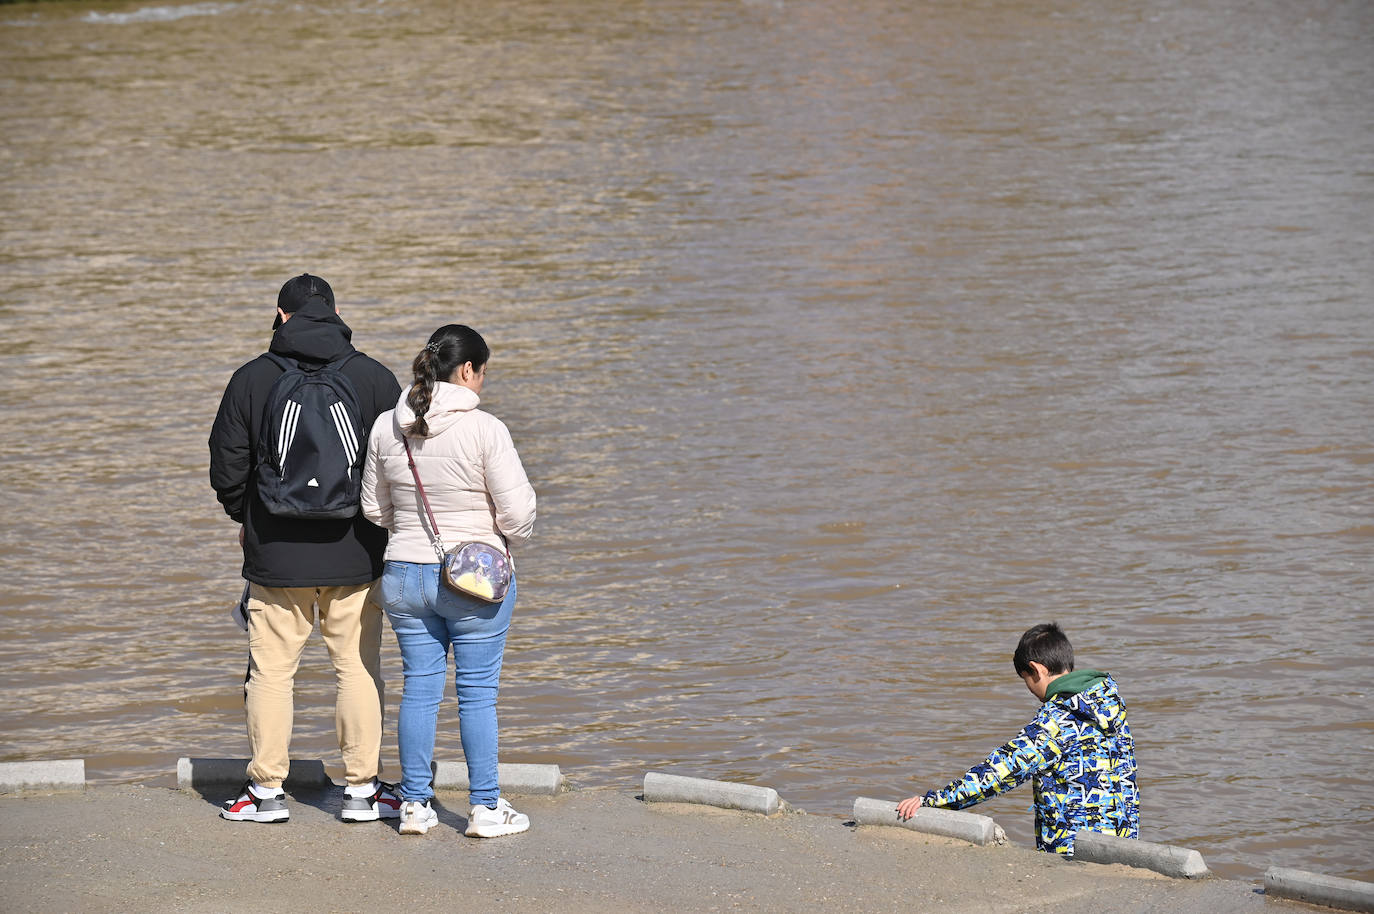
[897,718,1066,820]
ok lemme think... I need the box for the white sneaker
[399,800,438,835]
[464,798,529,838]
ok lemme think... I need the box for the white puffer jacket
[362,382,536,564]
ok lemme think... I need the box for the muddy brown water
[1,0,1371,883]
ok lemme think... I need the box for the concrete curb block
[851,797,1006,846]
[1265,866,1374,913]
[0,759,86,791]
[176,758,331,791]
[1072,830,1209,879]
[642,771,781,815]
[433,762,565,795]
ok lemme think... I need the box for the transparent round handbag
[441,541,511,604]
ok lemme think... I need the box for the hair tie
[425,341,441,354]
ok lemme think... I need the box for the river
[1,0,1370,882]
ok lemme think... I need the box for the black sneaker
[221,781,289,823]
[341,780,403,822]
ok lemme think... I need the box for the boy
[896,623,1139,856]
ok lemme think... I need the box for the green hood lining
[1044,669,1108,702]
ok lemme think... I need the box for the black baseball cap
[274,273,334,328]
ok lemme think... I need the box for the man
[209,273,402,823]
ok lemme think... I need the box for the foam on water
[82,3,238,26]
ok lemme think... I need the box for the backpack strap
[326,350,361,372]
[261,351,297,373]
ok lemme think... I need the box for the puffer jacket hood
[1056,675,1129,735]
[394,381,480,438]
[268,299,354,364]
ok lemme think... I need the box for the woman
[362,324,536,837]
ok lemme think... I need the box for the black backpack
[254,351,365,519]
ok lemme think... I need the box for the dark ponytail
[404,324,490,438]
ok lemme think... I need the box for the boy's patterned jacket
[922,671,1139,856]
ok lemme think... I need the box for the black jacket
[208,301,402,587]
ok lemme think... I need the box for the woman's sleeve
[922,715,1066,810]
[361,418,395,530]
[485,419,536,545]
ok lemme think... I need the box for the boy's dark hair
[1013,623,1075,676]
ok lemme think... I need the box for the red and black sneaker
[341,780,403,822]
[220,781,289,823]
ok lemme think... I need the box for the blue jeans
[378,560,515,807]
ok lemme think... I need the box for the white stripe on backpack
[330,401,358,466]
[278,400,301,472]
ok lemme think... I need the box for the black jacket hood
[268,300,354,363]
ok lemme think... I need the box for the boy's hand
[896,795,923,821]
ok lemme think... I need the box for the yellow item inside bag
[454,572,495,601]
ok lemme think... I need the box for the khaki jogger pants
[244,582,384,789]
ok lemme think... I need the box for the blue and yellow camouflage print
[922,673,1139,856]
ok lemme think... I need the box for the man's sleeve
[208,368,252,523]
[367,362,402,430]
[923,715,1066,810]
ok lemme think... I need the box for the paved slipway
[0,786,1299,914]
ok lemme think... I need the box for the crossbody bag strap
[402,437,448,561]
